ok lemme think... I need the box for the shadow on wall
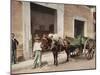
[16,39,33,63]
[16,44,24,62]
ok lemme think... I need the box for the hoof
[55,64,58,66]
[32,66,36,69]
[66,59,69,62]
[54,63,58,66]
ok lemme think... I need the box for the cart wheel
[86,49,94,60]
[83,38,95,60]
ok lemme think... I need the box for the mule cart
[40,34,95,66]
[66,35,95,60]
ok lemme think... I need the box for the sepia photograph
[11,0,96,74]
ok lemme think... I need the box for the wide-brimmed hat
[34,36,40,40]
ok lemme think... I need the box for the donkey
[41,34,70,66]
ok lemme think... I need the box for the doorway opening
[31,3,57,39]
[74,19,84,38]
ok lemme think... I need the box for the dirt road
[12,51,96,74]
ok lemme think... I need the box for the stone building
[11,0,96,60]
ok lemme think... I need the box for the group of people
[32,33,55,68]
[11,33,55,66]
[11,32,81,65]
[32,33,72,68]
[32,34,91,68]
[11,32,93,68]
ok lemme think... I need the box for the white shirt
[33,42,42,51]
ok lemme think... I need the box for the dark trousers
[53,51,58,66]
[12,49,16,64]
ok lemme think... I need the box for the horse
[41,34,70,66]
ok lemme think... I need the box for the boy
[32,35,42,68]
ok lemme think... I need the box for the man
[11,33,19,64]
[41,34,48,51]
[47,33,53,50]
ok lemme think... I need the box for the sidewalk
[12,51,67,71]
[12,51,95,74]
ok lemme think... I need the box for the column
[57,4,64,38]
[22,2,32,60]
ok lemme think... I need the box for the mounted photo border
[11,0,96,74]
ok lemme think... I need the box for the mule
[51,39,70,66]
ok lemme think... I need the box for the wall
[64,4,94,38]
[11,1,95,60]
[11,0,24,60]
[11,0,23,49]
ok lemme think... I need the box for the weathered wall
[11,0,23,50]
[11,1,95,60]
[64,5,94,38]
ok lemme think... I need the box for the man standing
[11,33,19,64]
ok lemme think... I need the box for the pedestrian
[58,37,63,51]
[11,33,19,64]
[32,34,42,69]
[41,34,48,51]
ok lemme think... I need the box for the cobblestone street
[12,51,96,74]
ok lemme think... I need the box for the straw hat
[34,36,40,40]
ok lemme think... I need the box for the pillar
[57,5,64,38]
[22,2,32,60]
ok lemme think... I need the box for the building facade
[11,0,95,60]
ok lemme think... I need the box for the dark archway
[31,3,57,37]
